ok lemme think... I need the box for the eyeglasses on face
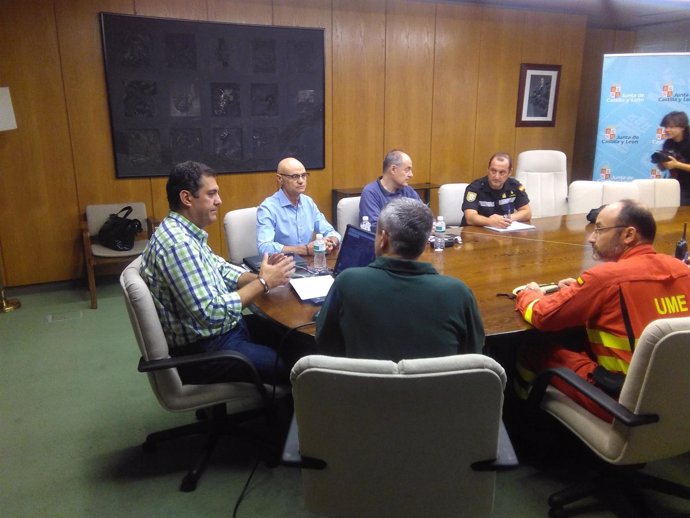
[279,173,310,181]
[592,225,627,235]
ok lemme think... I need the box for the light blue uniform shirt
[256,189,340,255]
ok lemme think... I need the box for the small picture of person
[527,75,551,117]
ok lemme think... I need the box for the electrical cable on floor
[231,320,315,517]
[231,455,261,518]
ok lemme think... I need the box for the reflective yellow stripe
[597,355,629,374]
[523,298,539,324]
[513,378,530,400]
[515,361,537,383]
[586,328,634,351]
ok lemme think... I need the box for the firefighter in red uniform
[515,199,690,421]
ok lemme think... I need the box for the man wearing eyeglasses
[461,152,531,228]
[257,157,341,256]
[513,199,690,421]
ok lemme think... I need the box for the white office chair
[567,181,640,214]
[291,354,509,518]
[336,196,360,236]
[438,183,469,226]
[528,316,690,516]
[633,178,681,208]
[120,257,290,491]
[223,207,258,264]
[515,150,568,218]
[602,181,639,205]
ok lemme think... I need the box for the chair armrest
[527,367,658,427]
[282,415,519,471]
[281,415,328,470]
[138,349,268,398]
[471,420,519,471]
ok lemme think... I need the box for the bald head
[277,157,305,175]
[276,157,308,203]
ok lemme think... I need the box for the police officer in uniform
[461,152,531,227]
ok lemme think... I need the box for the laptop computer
[242,252,308,273]
[331,224,376,277]
[289,224,376,304]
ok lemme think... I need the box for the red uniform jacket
[517,244,690,374]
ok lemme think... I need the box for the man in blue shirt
[141,161,295,384]
[257,157,340,256]
[359,149,421,233]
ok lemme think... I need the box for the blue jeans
[176,318,288,385]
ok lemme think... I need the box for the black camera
[650,149,676,168]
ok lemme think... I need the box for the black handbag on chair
[98,206,143,251]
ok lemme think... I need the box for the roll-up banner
[593,53,690,181]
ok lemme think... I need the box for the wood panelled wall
[0,0,631,287]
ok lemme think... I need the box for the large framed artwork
[100,13,325,178]
[515,63,561,127]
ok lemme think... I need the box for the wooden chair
[81,202,153,309]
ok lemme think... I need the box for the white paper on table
[289,275,335,301]
[486,221,536,232]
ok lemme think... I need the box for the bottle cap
[363,216,369,221]
[316,233,323,239]
[438,216,444,221]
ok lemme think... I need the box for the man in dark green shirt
[315,198,485,361]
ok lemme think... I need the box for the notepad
[289,275,335,302]
[486,221,536,232]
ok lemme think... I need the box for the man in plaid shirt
[141,161,295,384]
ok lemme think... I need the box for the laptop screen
[333,224,376,276]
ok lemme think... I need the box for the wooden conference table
[250,206,690,339]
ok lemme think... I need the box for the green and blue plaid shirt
[140,211,245,348]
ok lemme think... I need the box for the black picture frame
[100,13,325,178]
[515,63,561,127]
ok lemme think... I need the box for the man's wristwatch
[257,276,270,294]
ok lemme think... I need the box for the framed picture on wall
[100,13,325,178]
[515,63,561,127]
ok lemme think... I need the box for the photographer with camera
[656,111,690,205]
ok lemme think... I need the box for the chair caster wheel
[180,473,198,492]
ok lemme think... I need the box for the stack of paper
[486,221,536,233]
[289,275,334,301]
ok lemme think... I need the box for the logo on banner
[659,83,688,102]
[651,169,662,179]
[600,167,611,180]
[609,85,621,99]
[656,127,668,140]
[605,127,616,140]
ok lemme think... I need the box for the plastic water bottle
[360,215,371,232]
[434,216,446,252]
[313,233,327,272]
